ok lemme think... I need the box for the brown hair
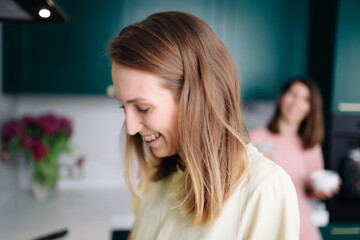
[267,77,324,149]
[109,11,249,225]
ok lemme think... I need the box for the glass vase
[31,154,59,201]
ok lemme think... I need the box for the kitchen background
[0,0,359,239]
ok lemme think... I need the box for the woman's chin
[283,115,305,126]
[151,149,178,158]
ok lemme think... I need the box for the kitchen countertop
[0,188,134,240]
[3,188,360,240]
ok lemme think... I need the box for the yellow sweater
[130,144,300,240]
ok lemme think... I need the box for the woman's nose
[125,112,143,135]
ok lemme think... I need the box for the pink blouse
[250,128,323,240]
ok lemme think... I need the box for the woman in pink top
[251,77,340,240]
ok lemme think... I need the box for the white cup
[310,170,340,193]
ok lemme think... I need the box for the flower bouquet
[1,113,72,200]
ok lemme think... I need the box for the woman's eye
[138,107,150,113]
[119,104,124,109]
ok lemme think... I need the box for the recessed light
[39,8,51,18]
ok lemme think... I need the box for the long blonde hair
[109,11,249,225]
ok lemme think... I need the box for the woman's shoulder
[228,144,300,238]
[241,143,294,193]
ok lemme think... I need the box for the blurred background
[0,0,359,239]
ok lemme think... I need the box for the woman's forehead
[112,63,173,103]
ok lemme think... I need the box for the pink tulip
[20,135,34,148]
[38,114,62,135]
[76,156,85,167]
[19,116,38,131]
[2,113,72,163]
[31,139,49,162]
[2,120,21,140]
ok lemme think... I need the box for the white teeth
[143,133,160,142]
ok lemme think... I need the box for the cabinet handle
[330,227,360,235]
[338,103,360,112]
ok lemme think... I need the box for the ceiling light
[39,8,51,18]
[0,0,67,23]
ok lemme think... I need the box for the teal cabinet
[2,0,121,94]
[2,0,310,98]
[119,0,311,100]
[332,0,360,114]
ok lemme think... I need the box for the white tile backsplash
[5,96,127,189]
[242,101,275,132]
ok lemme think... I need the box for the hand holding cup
[309,170,341,199]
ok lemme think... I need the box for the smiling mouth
[142,133,161,143]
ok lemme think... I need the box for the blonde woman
[109,11,299,240]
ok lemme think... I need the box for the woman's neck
[278,118,300,137]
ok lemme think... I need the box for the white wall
[243,101,275,132]
[11,96,126,189]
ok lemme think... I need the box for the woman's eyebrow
[124,97,149,104]
[114,94,148,104]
